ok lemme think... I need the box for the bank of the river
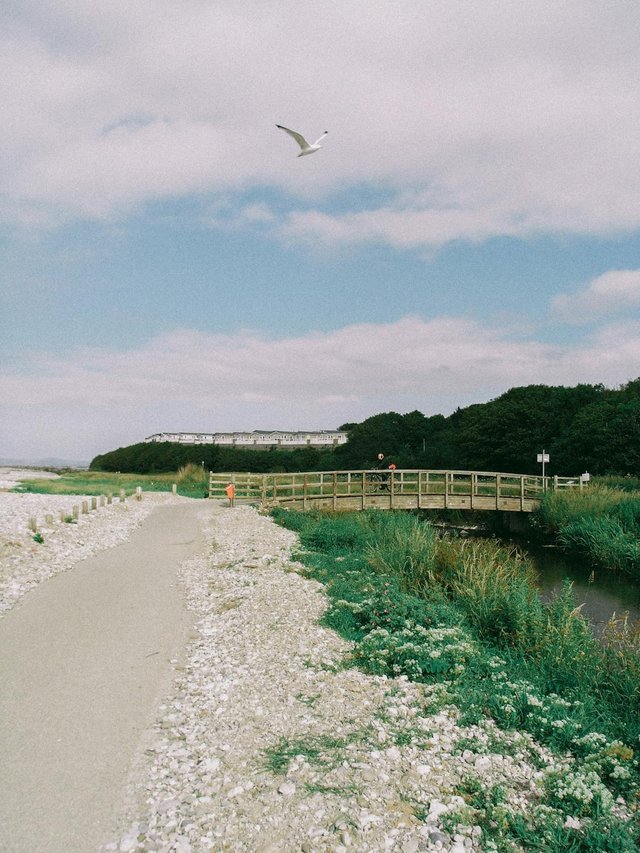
[431,503,640,634]
[524,545,640,634]
[269,508,639,851]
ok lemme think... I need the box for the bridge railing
[209,469,583,513]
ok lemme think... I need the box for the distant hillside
[333,379,640,476]
[90,379,640,476]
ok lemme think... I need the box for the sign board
[537,453,550,463]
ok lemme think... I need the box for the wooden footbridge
[209,469,583,513]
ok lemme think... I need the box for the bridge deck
[209,469,581,513]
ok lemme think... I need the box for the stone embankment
[106,504,551,853]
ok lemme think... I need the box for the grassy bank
[533,484,640,579]
[9,465,209,499]
[273,508,640,851]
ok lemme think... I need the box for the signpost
[537,451,550,487]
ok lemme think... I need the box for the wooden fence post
[119,489,125,502]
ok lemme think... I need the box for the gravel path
[0,498,206,853]
[107,504,551,853]
[0,490,560,852]
[0,490,163,616]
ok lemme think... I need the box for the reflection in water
[525,545,640,635]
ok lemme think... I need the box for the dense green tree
[90,379,640,476]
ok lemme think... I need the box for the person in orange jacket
[225,482,235,507]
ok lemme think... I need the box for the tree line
[90,379,640,476]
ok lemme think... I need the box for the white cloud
[2,1,640,246]
[551,270,640,324]
[2,315,639,458]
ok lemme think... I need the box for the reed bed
[534,485,640,578]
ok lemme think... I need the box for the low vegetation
[533,485,640,579]
[272,508,640,851]
[10,469,208,499]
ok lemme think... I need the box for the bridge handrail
[209,469,583,512]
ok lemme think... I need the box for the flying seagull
[276,125,328,157]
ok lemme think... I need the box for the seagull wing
[312,131,329,146]
[276,125,310,150]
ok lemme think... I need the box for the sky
[1,0,640,463]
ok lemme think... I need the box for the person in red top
[225,482,235,507]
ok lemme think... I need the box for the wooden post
[390,470,395,508]
[303,474,308,511]
[28,517,37,532]
[91,497,97,510]
[45,514,53,526]
[136,486,142,501]
[362,471,366,510]
[73,505,79,520]
[100,495,106,507]
[107,493,113,505]
[520,475,525,511]
[119,489,125,502]
[82,501,89,514]
[172,483,177,495]
[553,475,559,492]
[444,472,450,509]
[332,472,337,511]
[496,474,501,510]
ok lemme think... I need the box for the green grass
[533,485,640,579]
[11,468,209,499]
[263,733,357,774]
[272,507,640,851]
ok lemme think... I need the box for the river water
[520,542,640,635]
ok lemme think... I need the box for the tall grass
[10,468,207,498]
[535,486,640,578]
[273,507,640,849]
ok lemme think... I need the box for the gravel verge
[0,491,174,616]
[106,504,556,853]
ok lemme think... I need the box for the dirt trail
[0,500,206,853]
